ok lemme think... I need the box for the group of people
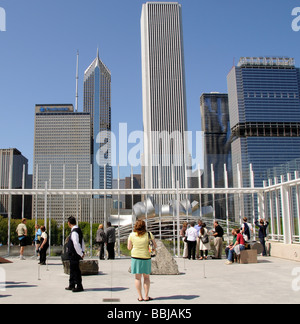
[95,222,116,260]
[13,215,269,300]
[180,217,270,263]
[16,218,49,265]
[180,220,224,260]
[225,217,269,264]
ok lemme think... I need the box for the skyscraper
[227,57,300,218]
[141,2,189,200]
[0,148,30,219]
[33,104,91,224]
[83,50,112,191]
[200,93,233,218]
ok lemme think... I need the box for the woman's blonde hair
[98,224,104,229]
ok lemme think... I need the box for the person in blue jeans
[255,219,269,256]
[226,229,245,265]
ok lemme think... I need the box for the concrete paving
[1,255,300,304]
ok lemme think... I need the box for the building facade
[141,2,189,202]
[227,57,300,218]
[32,104,91,224]
[83,50,112,191]
[0,148,30,219]
[200,93,233,219]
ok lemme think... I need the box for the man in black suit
[65,216,85,292]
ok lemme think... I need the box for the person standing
[255,218,269,256]
[34,224,42,256]
[212,221,224,259]
[194,219,203,259]
[39,226,49,265]
[185,221,198,260]
[106,222,116,260]
[65,216,85,292]
[180,222,188,258]
[199,224,210,260]
[96,224,106,260]
[16,218,27,260]
[127,220,157,301]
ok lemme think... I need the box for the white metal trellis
[1,163,300,257]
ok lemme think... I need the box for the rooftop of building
[237,56,295,68]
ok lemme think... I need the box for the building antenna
[75,50,79,112]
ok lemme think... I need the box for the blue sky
[0,0,299,178]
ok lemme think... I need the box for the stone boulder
[151,240,179,275]
[129,240,180,275]
[63,260,99,276]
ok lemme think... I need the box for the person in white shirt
[185,222,198,260]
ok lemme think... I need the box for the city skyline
[0,1,300,179]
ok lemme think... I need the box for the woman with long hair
[127,219,157,302]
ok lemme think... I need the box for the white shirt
[186,227,198,242]
[71,226,85,257]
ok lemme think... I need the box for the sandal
[144,297,153,301]
[137,298,143,302]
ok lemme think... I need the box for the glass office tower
[227,57,300,218]
[84,50,112,190]
[200,93,233,219]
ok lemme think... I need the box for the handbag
[201,234,209,244]
[148,232,156,258]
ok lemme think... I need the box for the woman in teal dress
[127,219,157,302]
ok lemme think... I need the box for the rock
[63,260,99,276]
[128,240,180,275]
[151,240,180,275]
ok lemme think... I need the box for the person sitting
[225,229,237,262]
[225,228,245,265]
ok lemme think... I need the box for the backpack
[243,222,251,240]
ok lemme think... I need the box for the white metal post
[44,181,48,227]
[280,175,292,245]
[176,180,180,257]
[21,164,25,219]
[62,164,65,246]
[7,158,13,256]
[117,165,120,258]
[224,164,229,244]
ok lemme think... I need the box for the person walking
[96,224,106,260]
[212,221,224,259]
[185,221,198,260]
[106,222,116,260]
[128,220,157,302]
[16,218,27,260]
[65,216,85,293]
[39,226,49,265]
[255,218,269,256]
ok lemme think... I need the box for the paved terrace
[0,256,300,304]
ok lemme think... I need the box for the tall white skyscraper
[141,2,189,199]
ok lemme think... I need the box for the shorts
[19,236,27,247]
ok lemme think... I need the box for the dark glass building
[227,57,300,218]
[200,93,233,219]
[84,50,112,190]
